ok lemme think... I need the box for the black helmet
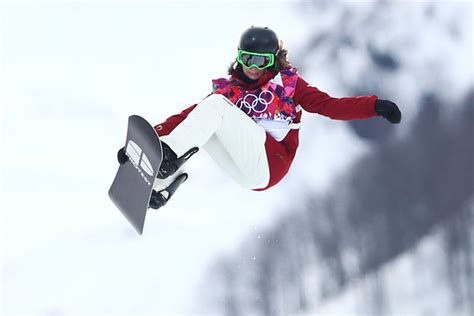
[238,26,279,54]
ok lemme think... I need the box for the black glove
[117,147,128,164]
[375,99,401,124]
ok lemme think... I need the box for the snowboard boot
[149,173,189,209]
[158,142,199,179]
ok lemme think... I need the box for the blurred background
[1,0,472,315]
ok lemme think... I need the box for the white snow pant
[158,94,270,190]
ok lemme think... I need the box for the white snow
[0,1,322,315]
[307,223,473,315]
[1,0,472,315]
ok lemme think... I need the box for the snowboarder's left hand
[375,99,401,124]
[117,147,128,164]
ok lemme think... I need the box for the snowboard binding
[158,143,199,179]
[149,173,188,209]
[116,140,199,211]
[149,143,199,210]
[116,143,199,178]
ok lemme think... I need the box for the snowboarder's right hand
[117,147,128,164]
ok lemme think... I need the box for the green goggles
[236,50,275,70]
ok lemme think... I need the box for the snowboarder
[118,26,401,209]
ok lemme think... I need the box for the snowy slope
[310,216,474,315]
[3,1,471,315]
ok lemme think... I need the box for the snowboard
[109,115,162,235]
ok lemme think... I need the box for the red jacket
[154,70,378,191]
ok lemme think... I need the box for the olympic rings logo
[236,90,275,114]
